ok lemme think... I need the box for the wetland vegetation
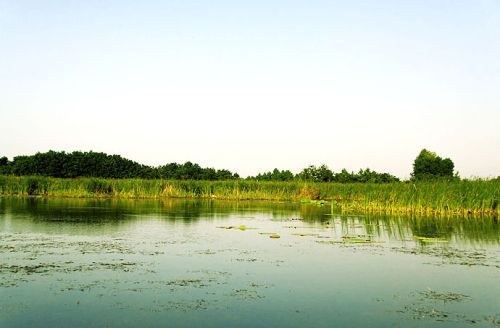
[0,149,498,217]
[0,176,498,217]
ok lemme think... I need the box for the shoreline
[1,175,498,218]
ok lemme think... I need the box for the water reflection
[1,197,499,328]
[0,197,498,244]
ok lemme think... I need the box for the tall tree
[297,164,334,182]
[0,156,8,166]
[412,149,455,180]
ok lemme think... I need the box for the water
[0,197,499,327]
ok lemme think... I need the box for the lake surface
[0,197,499,327]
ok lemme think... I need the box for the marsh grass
[0,175,498,217]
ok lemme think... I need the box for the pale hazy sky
[1,0,499,178]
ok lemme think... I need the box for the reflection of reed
[325,214,500,246]
[1,197,498,245]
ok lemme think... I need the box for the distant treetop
[247,164,399,183]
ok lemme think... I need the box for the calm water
[0,197,499,327]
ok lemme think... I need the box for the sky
[1,0,499,178]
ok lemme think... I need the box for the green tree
[0,156,9,174]
[297,164,334,182]
[412,149,455,180]
[249,168,295,181]
[5,151,239,180]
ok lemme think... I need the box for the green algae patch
[292,233,319,237]
[269,235,281,239]
[418,289,472,303]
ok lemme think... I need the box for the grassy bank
[0,175,498,217]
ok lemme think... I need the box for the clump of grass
[25,177,50,195]
[86,178,113,195]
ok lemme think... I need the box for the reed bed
[0,175,498,217]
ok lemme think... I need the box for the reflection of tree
[2,198,306,224]
[21,197,132,223]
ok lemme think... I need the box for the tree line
[246,166,400,183]
[0,148,460,182]
[0,151,239,180]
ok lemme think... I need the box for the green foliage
[0,149,450,185]
[412,149,455,180]
[295,165,399,183]
[0,156,7,166]
[4,151,239,181]
[157,162,238,180]
[297,164,334,182]
[0,156,9,175]
[248,168,294,181]
[333,168,399,183]
[9,150,154,178]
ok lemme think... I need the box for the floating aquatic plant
[317,238,384,245]
[418,288,471,303]
[216,225,256,231]
[413,236,448,243]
